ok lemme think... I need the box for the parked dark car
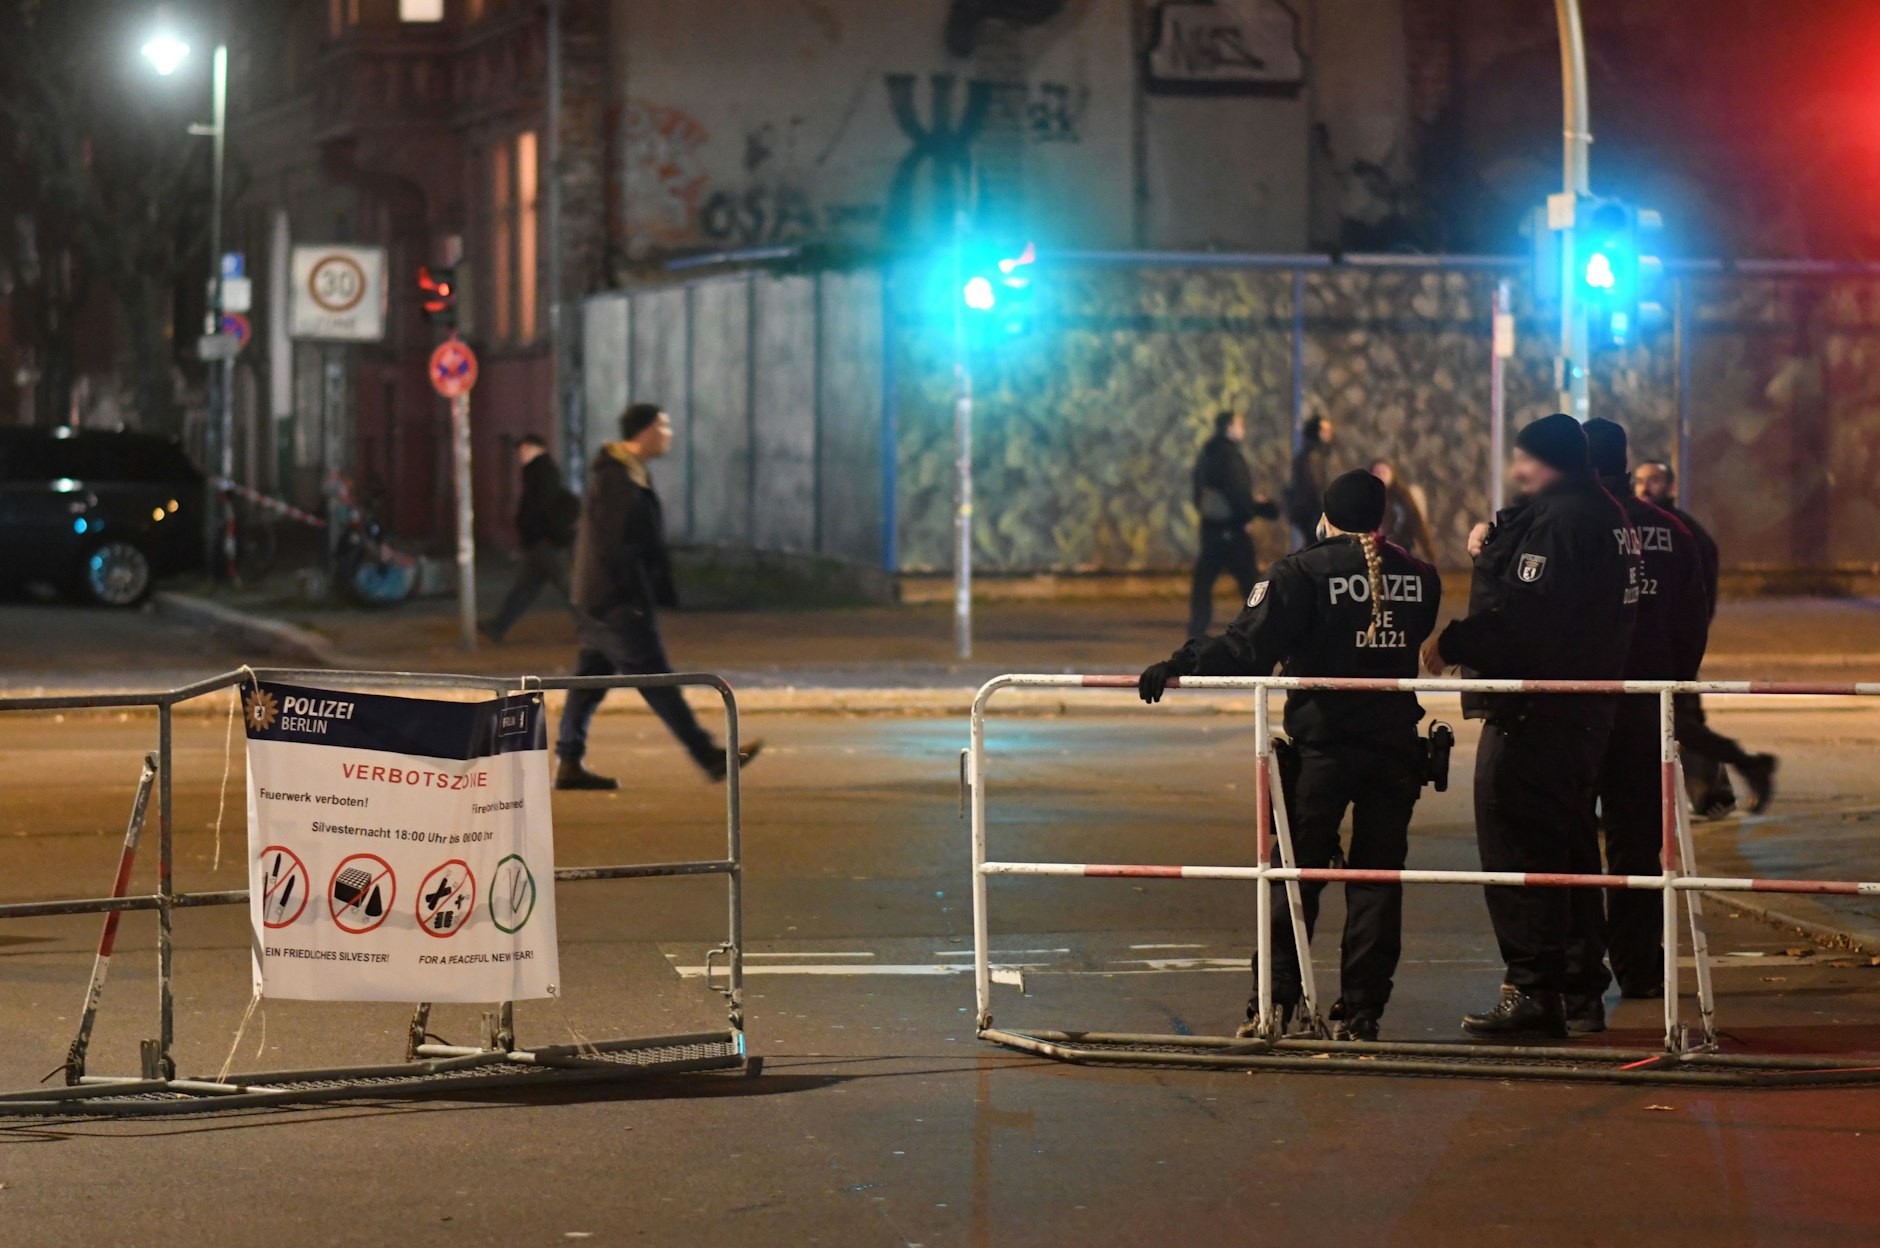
[0,427,204,606]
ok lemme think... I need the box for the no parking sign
[429,337,478,398]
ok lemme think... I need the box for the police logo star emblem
[244,689,280,732]
[1517,554,1547,583]
[1247,581,1269,607]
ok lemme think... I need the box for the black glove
[1140,656,1195,704]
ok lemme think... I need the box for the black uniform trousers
[486,540,574,640]
[1188,525,1259,638]
[555,609,716,769]
[1266,732,1423,1014]
[1568,695,1666,997]
[1474,711,1611,994]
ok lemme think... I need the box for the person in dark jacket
[1143,470,1442,1042]
[1563,422,1711,1031]
[1422,413,1640,1039]
[554,404,761,789]
[1633,461,1778,817]
[1286,417,1335,547]
[1188,411,1279,637]
[481,434,580,643]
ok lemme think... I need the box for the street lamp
[143,18,232,577]
[141,32,190,77]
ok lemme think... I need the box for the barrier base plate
[984,1027,1880,1088]
[0,1032,750,1117]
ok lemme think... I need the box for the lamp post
[144,25,233,575]
[1553,0,1591,421]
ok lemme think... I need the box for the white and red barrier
[965,674,1880,1063]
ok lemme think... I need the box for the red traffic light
[418,265,458,326]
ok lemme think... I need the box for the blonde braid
[1356,531,1384,642]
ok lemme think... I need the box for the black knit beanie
[1514,412,1591,475]
[1323,469,1387,533]
[1582,417,1629,477]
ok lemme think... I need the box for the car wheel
[80,541,154,607]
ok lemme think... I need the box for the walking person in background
[1287,417,1335,548]
[1371,460,1437,565]
[1187,410,1279,637]
[1633,461,1778,816]
[555,403,762,790]
[481,434,579,644]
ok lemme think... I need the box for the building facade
[229,0,1411,547]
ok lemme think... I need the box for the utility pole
[953,229,975,662]
[1553,0,1591,421]
[545,0,581,475]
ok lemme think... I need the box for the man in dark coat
[1188,410,1279,637]
[1633,462,1777,817]
[1564,422,1711,1030]
[481,434,579,643]
[554,404,761,789]
[1423,413,1640,1039]
[1287,416,1335,548]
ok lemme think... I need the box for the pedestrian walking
[1142,470,1443,1042]
[1371,459,1437,564]
[481,434,579,643]
[1563,422,1710,1032]
[1187,410,1279,637]
[1633,461,1778,816]
[1422,413,1640,1040]
[1286,417,1335,547]
[555,404,761,790]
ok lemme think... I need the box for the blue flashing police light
[958,239,1037,335]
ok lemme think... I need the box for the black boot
[1739,754,1778,814]
[702,739,765,783]
[555,759,619,791]
[1330,999,1381,1042]
[1564,993,1607,1035]
[1235,999,1303,1040]
[1462,985,1568,1040]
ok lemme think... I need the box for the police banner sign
[244,682,559,1003]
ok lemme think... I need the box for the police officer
[1422,413,1639,1039]
[1140,470,1442,1041]
[1564,421,1710,1032]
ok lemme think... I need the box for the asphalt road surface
[0,700,1877,1246]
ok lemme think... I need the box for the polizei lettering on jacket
[1327,573,1425,605]
[278,695,357,735]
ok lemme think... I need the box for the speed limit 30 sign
[289,244,388,343]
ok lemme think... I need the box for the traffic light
[958,239,1037,337]
[1576,200,1665,347]
[418,265,458,328]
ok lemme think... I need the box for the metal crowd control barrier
[966,674,1880,1086]
[0,668,754,1115]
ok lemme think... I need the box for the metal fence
[964,673,1880,1086]
[0,668,755,1116]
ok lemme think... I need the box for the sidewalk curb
[153,592,342,668]
[1708,894,1880,957]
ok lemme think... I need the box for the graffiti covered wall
[607,0,1332,258]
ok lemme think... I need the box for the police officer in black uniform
[1564,420,1710,1032]
[1140,471,1442,1041]
[1423,413,1639,1039]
